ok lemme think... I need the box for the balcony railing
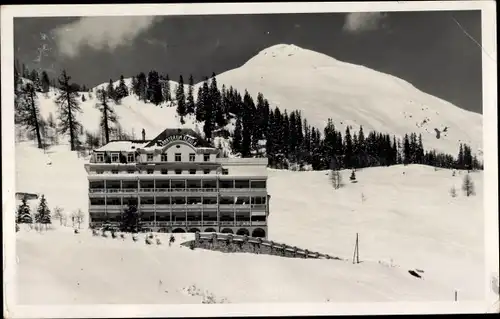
[219,188,266,192]
[89,187,264,193]
[89,220,267,228]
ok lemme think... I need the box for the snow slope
[34,44,481,160]
[207,44,483,157]
[15,142,485,304]
[13,43,486,305]
[37,83,201,141]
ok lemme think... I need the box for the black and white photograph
[2,1,498,317]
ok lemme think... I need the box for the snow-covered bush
[450,186,458,198]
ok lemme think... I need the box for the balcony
[89,187,264,194]
[219,188,266,193]
[251,221,267,226]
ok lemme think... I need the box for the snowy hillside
[15,142,485,304]
[37,83,200,141]
[13,43,487,306]
[30,44,482,160]
[205,44,482,157]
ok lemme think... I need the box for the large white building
[84,128,269,238]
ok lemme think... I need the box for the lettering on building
[158,135,197,147]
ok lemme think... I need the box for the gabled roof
[144,128,212,148]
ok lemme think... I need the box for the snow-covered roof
[95,141,149,152]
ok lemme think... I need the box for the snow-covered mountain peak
[213,43,482,157]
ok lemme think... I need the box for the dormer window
[147,154,154,162]
[175,153,181,162]
[96,153,104,163]
[127,154,134,163]
[203,154,210,162]
[111,153,119,163]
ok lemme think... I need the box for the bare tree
[462,173,475,197]
[72,209,85,229]
[53,206,64,225]
[330,169,343,190]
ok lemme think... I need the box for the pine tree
[344,126,353,169]
[41,70,50,93]
[175,75,186,123]
[17,83,43,149]
[417,134,424,164]
[195,86,205,122]
[95,89,118,144]
[358,126,366,167]
[162,74,171,102]
[116,75,129,99]
[403,134,410,165]
[350,169,357,182]
[202,79,213,140]
[241,108,252,157]
[120,202,142,233]
[35,195,51,227]
[16,197,33,224]
[186,75,195,115]
[131,76,138,96]
[136,72,148,101]
[232,115,243,155]
[147,71,163,105]
[55,70,82,151]
[209,73,222,131]
[462,173,475,196]
[30,69,42,92]
[106,79,116,101]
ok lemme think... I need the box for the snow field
[15,142,485,304]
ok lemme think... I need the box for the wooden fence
[185,232,343,260]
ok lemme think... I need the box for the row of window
[91,196,267,205]
[95,168,229,175]
[95,152,211,163]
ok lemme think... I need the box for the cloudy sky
[14,10,482,113]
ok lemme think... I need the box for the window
[175,169,182,175]
[96,153,104,163]
[161,154,168,162]
[111,153,119,163]
[189,153,195,162]
[175,153,182,162]
[127,154,134,163]
[189,169,196,175]
[128,170,135,174]
[147,154,154,162]
[96,170,104,174]
[203,154,210,162]
[111,170,118,174]
[204,169,211,174]
[161,169,168,175]
[222,168,229,175]
[147,170,154,174]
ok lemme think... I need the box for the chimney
[142,128,146,141]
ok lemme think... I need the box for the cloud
[343,12,388,33]
[53,16,162,58]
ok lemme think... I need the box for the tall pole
[356,233,360,264]
[353,233,359,264]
